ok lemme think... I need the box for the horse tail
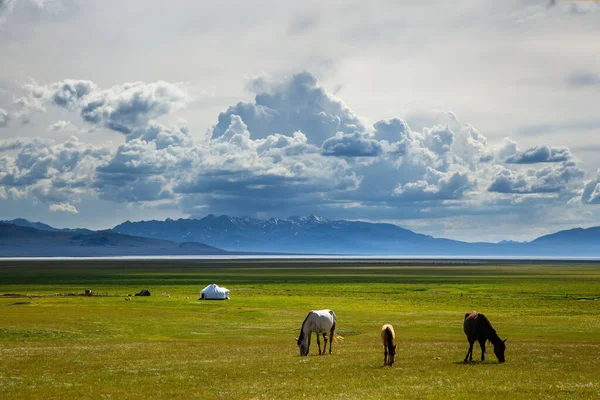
[330,321,344,342]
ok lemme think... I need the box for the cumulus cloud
[322,132,383,157]
[48,120,73,132]
[573,173,600,205]
[0,137,53,152]
[0,136,110,202]
[394,168,474,201]
[504,145,571,164]
[25,79,97,110]
[488,161,583,194]
[80,81,190,133]
[0,72,592,221]
[94,136,186,202]
[212,72,364,144]
[126,121,193,150]
[49,202,78,213]
[175,114,360,211]
[423,126,454,155]
[19,79,190,134]
[373,118,410,142]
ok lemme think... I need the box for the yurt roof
[201,283,229,293]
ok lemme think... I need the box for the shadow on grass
[452,360,503,365]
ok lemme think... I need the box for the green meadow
[1,260,599,399]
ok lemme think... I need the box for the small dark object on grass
[85,289,93,296]
[135,290,151,296]
[11,301,31,306]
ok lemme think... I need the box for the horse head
[388,344,397,366]
[297,337,309,356]
[494,339,507,363]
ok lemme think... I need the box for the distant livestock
[297,309,337,356]
[135,290,151,297]
[381,324,397,366]
[463,312,507,363]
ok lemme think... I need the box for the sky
[0,0,599,242]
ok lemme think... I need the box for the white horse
[297,309,337,356]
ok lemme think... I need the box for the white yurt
[200,284,230,300]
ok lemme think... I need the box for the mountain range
[2,214,600,257]
[0,221,225,257]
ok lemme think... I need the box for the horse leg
[479,339,486,362]
[316,333,322,355]
[307,332,312,355]
[322,333,328,355]
[384,345,388,366]
[464,339,474,363]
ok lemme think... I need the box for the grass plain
[1,259,599,399]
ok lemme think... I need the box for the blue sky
[0,0,599,242]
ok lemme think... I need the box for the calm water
[2,255,600,261]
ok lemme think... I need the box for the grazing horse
[381,324,397,366]
[297,309,336,356]
[463,312,506,363]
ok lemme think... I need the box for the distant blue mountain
[3,215,600,257]
[110,214,452,254]
[2,218,94,234]
[0,222,226,257]
[107,214,591,256]
[529,226,600,254]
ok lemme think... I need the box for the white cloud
[488,161,583,194]
[19,79,190,134]
[504,145,571,164]
[212,72,364,145]
[49,202,78,213]
[80,81,190,133]
[0,135,110,202]
[322,132,383,157]
[0,71,598,239]
[47,120,73,132]
[0,136,53,152]
[393,168,475,201]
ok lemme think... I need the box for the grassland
[1,259,599,399]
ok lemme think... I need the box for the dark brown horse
[381,324,397,366]
[463,312,506,363]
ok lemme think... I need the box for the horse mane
[298,312,312,341]
[385,329,395,354]
[478,313,503,346]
